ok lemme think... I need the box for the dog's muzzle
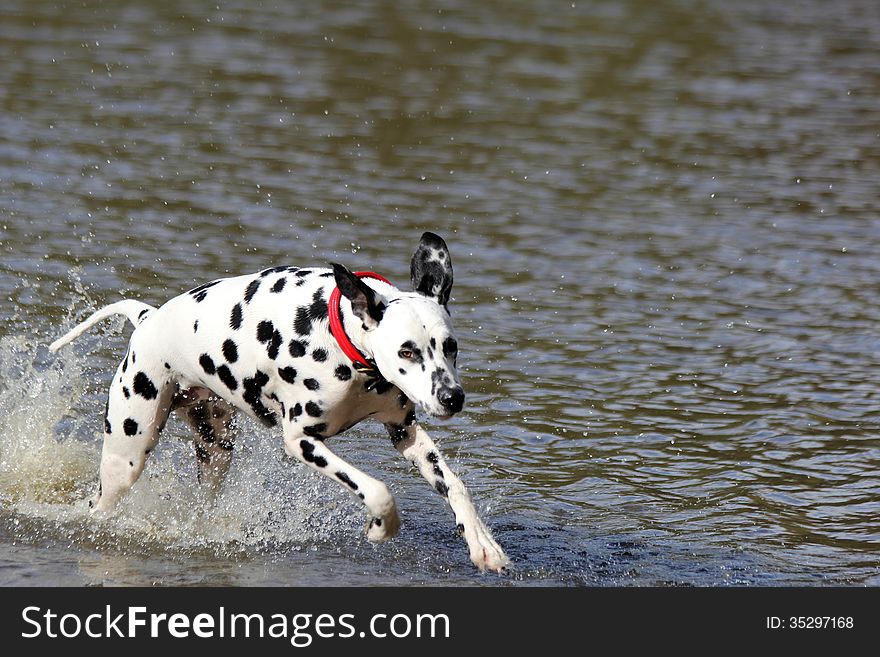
[438,386,465,415]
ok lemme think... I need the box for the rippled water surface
[1,0,879,586]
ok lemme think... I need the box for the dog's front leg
[282,425,400,542]
[388,421,510,573]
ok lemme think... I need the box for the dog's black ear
[332,263,387,330]
[410,232,453,307]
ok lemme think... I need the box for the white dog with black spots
[51,232,509,573]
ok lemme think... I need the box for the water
[1,0,879,586]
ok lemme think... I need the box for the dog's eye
[398,349,415,360]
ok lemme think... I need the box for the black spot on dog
[230,303,243,330]
[243,369,267,393]
[304,378,320,391]
[336,471,358,491]
[164,362,171,369]
[133,372,158,400]
[242,370,277,427]
[430,367,447,395]
[271,277,287,293]
[279,366,297,384]
[199,353,216,376]
[435,480,449,497]
[244,279,261,303]
[268,330,282,360]
[398,368,406,375]
[289,339,307,357]
[256,320,274,343]
[303,423,327,439]
[430,337,436,349]
[294,307,311,336]
[299,439,327,467]
[122,387,130,399]
[138,308,150,321]
[295,269,312,278]
[309,288,328,321]
[335,364,352,381]
[305,401,322,417]
[412,244,453,304]
[291,402,303,418]
[387,423,408,446]
[426,451,439,464]
[123,418,139,436]
[312,348,328,362]
[188,405,215,443]
[104,418,112,434]
[194,442,211,463]
[131,352,136,364]
[260,266,287,277]
[222,339,239,363]
[217,365,238,391]
[189,280,221,298]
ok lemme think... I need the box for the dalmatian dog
[50,232,509,573]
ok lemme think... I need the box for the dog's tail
[49,300,157,352]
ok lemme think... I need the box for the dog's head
[332,232,464,419]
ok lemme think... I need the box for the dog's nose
[439,387,465,414]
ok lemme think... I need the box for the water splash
[0,334,96,506]
[0,327,360,560]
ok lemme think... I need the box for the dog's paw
[365,502,401,543]
[471,542,510,574]
[466,524,510,574]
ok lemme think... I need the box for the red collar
[328,271,392,370]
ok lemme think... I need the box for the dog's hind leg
[91,352,174,513]
[175,395,237,493]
